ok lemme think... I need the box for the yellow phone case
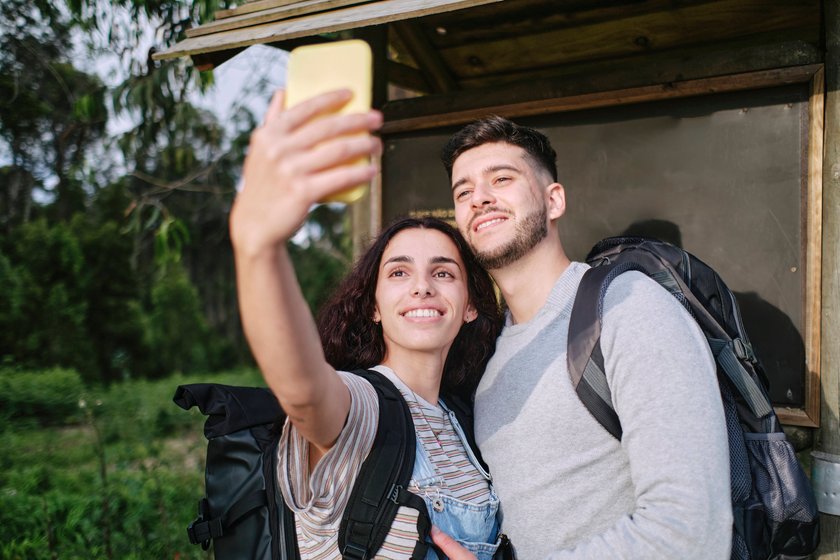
[285,39,373,204]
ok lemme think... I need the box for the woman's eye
[389,269,406,277]
[434,270,454,278]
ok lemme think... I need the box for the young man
[431,116,732,559]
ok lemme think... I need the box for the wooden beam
[391,20,457,93]
[801,66,824,429]
[815,0,840,553]
[457,37,823,92]
[186,0,373,38]
[386,60,431,93]
[437,0,819,79]
[154,0,504,61]
[381,65,821,134]
[423,0,720,49]
[190,47,246,71]
[215,0,311,20]
[379,39,822,125]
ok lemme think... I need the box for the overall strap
[338,369,443,560]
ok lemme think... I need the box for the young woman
[230,89,504,558]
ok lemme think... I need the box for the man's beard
[471,203,548,270]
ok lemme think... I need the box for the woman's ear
[464,305,478,323]
[373,308,381,324]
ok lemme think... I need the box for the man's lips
[471,211,511,233]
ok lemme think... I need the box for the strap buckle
[732,338,756,363]
[388,484,402,504]
[187,498,222,550]
[341,542,369,560]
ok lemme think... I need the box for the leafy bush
[147,262,214,376]
[0,367,85,425]
[1,369,264,559]
[0,220,96,377]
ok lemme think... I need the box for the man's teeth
[404,309,441,318]
[477,218,505,231]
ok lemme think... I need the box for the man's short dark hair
[441,115,558,182]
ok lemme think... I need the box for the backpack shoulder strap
[339,369,440,560]
[567,265,624,440]
[567,260,657,440]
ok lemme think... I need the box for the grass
[0,368,265,560]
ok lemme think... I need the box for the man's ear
[546,182,566,221]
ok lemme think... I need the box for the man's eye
[389,270,405,277]
[455,189,471,200]
[494,176,510,184]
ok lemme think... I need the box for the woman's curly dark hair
[316,216,503,398]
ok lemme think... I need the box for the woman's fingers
[293,133,382,175]
[302,160,378,202]
[275,88,354,133]
[263,89,286,125]
[430,527,477,560]
[291,109,382,152]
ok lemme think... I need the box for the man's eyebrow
[451,164,522,191]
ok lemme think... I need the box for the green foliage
[70,214,153,381]
[147,262,214,376]
[0,0,353,385]
[289,240,350,314]
[0,367,85,426]
[1,219,97,376]
[0,369,264,559]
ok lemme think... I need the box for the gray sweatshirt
[475,262,732,559]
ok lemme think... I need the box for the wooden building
[156,0,839,553]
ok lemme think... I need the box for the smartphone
[285,39,373,204]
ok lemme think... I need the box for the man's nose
[472,181,495,208]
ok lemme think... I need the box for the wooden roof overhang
[154,0,824,131]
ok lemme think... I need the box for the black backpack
[567,236,819,560]
[173,368,489,559]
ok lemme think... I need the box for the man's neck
[492,237,571,325]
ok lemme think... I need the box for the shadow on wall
[620,220,806,407]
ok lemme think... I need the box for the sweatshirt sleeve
[548,271,733,560]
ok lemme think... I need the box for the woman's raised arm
[229,89,382,453]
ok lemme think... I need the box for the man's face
[451,142,550,270]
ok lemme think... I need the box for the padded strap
[339,369,417,559]
[708,338,773,418]
[569,263,654,440]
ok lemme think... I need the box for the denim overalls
[410,398,501,560]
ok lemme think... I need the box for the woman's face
[373,228,477,363]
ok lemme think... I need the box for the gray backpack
[568,236,819,560]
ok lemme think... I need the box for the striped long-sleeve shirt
[277,366,493,559]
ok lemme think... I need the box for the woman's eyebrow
[383,255,413,265]
[430,256,461,269]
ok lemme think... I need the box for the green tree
[0,0,108,225]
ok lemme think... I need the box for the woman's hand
[431,527,478,560]
[230,88,383,258]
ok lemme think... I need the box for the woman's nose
[412,279,433,297]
